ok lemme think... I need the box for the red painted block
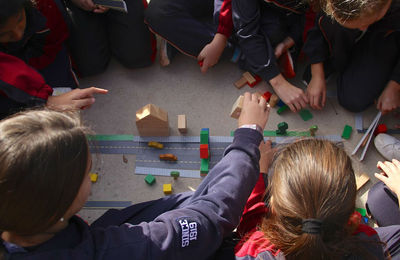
[200,144,209,159]
[374,124,387,136]
[247,75,262,87]
[262,91,272,102]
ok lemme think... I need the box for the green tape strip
[263,131,311,137]
[231,130,310,137]
[87,135,134,141]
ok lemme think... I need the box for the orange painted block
[200,144,209,159]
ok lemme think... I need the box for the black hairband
[301,219,323,234]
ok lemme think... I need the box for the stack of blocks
[136,104,169,136]
[200,128,210,176]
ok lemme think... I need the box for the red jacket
[0,0,69,106]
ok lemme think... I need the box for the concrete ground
[77,44,398,224]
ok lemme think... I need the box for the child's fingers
[74,97,96,109]
[259,95,267,107]
[392,159,400,169]
[377,161,393,176]
[243,92,251,104]
[374,172,389,184]
[385,160,399,175]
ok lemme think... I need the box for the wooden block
[342,125,352,139]
[145,174,156,185]
[269,94,279,107]
[234,77,247,89]
[90,173,98,183]
[178,115,187,134]
[163,184,172,195]
[200,144,209,159]
[242,72,256,85]
[136,104,169,136]
[356,172,370,190]
[230,95,244,119]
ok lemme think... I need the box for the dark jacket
[2,128,263,260]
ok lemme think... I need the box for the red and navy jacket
[303,0,400,84]
[0,0,69,109]
[232,0,307,81]
[234,173,386,260]
[214,0,233,39]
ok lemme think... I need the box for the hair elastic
[301,218,322,234]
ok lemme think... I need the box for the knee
[145,0,176,27]
[337,77,374,112]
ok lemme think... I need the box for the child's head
[0,109,91,236]
[321,0,392,30]
[262,139,361,259]
[0,0,32,43]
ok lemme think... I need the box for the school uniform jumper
[1,128,263,260]
[234,173,400,260]
[303,1,400,112]
[144,0,233,58]
[231,0,307,82]
[0,0,75,119]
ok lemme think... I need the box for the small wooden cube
[269,94,279,107]
[234,77,247,89]
[178,115,187,134]
[90,173,98,183]
[145,174,156,185]
[163,184,173,195]
[230,95,244,119]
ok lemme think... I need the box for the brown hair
[261,139,375,259]
[0,109,90,236]
[317,0,390,22]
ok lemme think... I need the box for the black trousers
[66,0,156,77]
[320,19,400,112]
[144,0,215,58]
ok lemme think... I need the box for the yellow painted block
[90,173,98,183]
[163,184,172,195]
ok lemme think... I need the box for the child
[144,0,233,73]
[367,159,400,227]
[303,0,400,112]
[0,92,269,259]
[66,0,156,76]
[232,0,309,112]
[234,139,400,259]
[0,0,107,119]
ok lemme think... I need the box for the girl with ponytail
[234,139,400,259]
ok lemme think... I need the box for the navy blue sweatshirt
[2,128,263,260]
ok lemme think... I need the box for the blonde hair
[320,0,390,22]
[261,139,376,259]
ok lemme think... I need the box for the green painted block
[342,125,353,139]
[355,208,367,217]
[200,130,209,144]
[200,158,209,174]
[144,174,156,185]
[299,109,313,121]
[170,171,180,179]
[277,105,289,115]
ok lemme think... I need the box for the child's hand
[269,74,308,112]
[375,160,400,198]
[197,33,227,74]
[377,80,400,115]
[306,63,326,110]
[259,140,275,174]
[47,87,108,111]
[238,92,270,130]
[274,37,294,59]
[93,5,110,13]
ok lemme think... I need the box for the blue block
[277,100,286,107]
